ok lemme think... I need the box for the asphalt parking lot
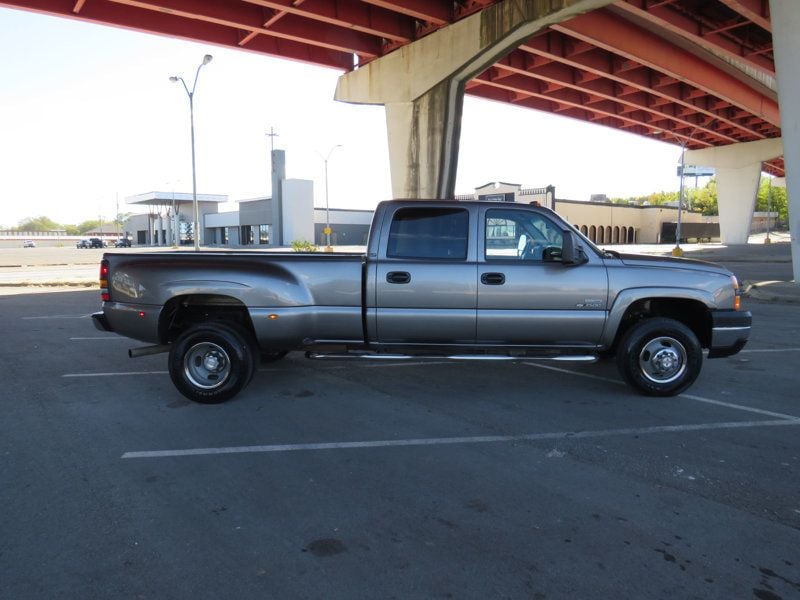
[2,288,799,599]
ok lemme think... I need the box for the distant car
[114,238,132,248]
[23,240,35,248]
[76,239,91,249]
[89,237,107,248]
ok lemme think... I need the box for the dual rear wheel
[168,322,262,404]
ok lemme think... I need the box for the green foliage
[64,225,80,235]
[76,219,101,234]
[755,178,788,225]
[610,190,679,206]
[686,179,718,216]
[291,239,318,253]
[15,215,62,231]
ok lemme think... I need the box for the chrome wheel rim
[184,342,231,389]
[638,336,686,384]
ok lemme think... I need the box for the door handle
[386,271,411,284]
[481,272,505,285]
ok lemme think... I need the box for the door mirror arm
[560,230,588,266]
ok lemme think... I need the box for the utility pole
[266,127,279,153]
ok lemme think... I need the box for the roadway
[1,288,798,599]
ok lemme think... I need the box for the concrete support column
[385,79,463,198]
[157,215,164,246]
[715,164,761,243]
[336,0,613,199]
[771,0,800,281]
[685,138,782,244]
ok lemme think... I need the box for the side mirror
[561,231,587,265]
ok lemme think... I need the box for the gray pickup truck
[93,200,751,403]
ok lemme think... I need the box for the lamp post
[170,54,213,251]
[765,174,772,245]
[320,144,343,252]
[673,143,687,257]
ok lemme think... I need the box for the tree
[755,177,788,227]
[76,219,101,234]
[16,215,62,231]
[687,179,718,216]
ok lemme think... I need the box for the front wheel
[168,322,257,404]
[616,318,702,396]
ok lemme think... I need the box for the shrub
[291,239,318,253]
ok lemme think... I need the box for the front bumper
[707,310,752,358]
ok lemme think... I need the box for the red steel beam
[475,70,721,146]
[611,1,774,75]
[489,57,742,143]
[718,0,770,32]
[467,82,699,143]
[0,0,354,69]
[552,9,780,124]
[108,0,382,57]
[519,33,774,141]
[359,0,451,25]
[243,0,416,43]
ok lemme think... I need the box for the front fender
[600,287,715,348]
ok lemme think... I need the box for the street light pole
[170,54,212,251]
[765,174,773,245]
[673,142,687,257]
[320,144,342,252]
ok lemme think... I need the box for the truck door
[477,206,607,346]
[375,206,476,344]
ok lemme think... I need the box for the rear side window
[386,207,469,260]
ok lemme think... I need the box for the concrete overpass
[2,0,798,279]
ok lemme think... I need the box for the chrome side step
[305,352,597,364]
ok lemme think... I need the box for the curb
[0,281,96,288]
[743,282,800,305]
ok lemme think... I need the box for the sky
[0,5,685,228]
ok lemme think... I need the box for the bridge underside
[2,0,797,278]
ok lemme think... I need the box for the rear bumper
[92,311,112,332]
[707,310,751,358]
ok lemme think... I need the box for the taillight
[731,275,741,311]
[100,260,109,302]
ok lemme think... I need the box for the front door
[477,206,607,347]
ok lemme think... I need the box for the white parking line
[121,418,800,459]
[739,347,800,353]
[23,313,92,320]
[63,371,168,378]
[524,362,800,421]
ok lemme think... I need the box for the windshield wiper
[602,248,621,258]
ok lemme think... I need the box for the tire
[168,322,258,404]
[260,350,289,364]
[616,317,702,397]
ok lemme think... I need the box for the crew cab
[93,200,751,403]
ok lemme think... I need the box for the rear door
[477,206,608,346]
[375,206,476,344]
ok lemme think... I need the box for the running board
[305,352,597,363]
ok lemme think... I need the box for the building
[124,191,228,246]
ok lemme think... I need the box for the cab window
[387,208,469,260]
[485,209,563,261]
